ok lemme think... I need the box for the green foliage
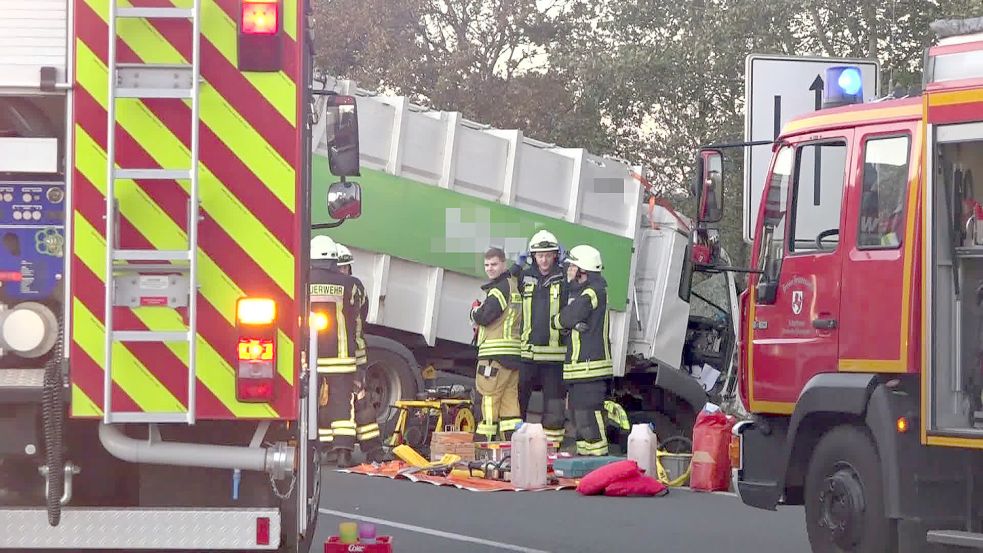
[312,0,982,267]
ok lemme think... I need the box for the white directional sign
[743,55,879,243]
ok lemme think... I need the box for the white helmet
[336,244,353,266]
[310,235,338,261]
[528,229,559,253]
[567,245,603,272]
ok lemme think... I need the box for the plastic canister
[510,423,547,489]
[627,423,659,478]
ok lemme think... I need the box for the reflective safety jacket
[551,273,612,381]
[470,273,523,369]
[310,263,362,374]
[518,265,568,363]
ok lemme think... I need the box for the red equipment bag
[603,473,669,497]
[690,406,736,492]
[576,459,641,496]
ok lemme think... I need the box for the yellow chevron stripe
[73,129,295,384]
[71,384,103,417]
[73,215,280,418]
[82,1,296,210]
[76,40,295,297]
[72,297,186,413]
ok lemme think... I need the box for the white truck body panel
[0,0,69,90]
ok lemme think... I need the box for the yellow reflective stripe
[317,357,358,366]
[489,288,507,310]
[603,309,610,360]
[335,303,349,358]
[72,298,185,412]
[72,216,279,417]
[571,329,581,362]
[86,0,296,208]
[521,287,532,344]
[548,285,560,346]
[317,366,357,374]
[583,289,598,309]
[71,384,102,417]
[75,41,295,297]
[74,130,295,384]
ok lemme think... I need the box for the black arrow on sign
[809,74,824,110]
[809,74,824,205]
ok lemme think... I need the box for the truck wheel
[364,335,420,427]
[805,425,895,553]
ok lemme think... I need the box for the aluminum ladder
[102,2,202,425]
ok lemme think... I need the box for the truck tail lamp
[237,0,283,72]
[236,297,277,403]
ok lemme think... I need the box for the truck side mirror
[327,181,361,220]
[695,149,724,224]
[325,94,361,178]
[755,258,780,304]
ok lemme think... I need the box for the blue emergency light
[823,66,864,109]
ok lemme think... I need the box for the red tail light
[237,1,283,72]
[241,1,278,35]
[235,297,276,403]
[256,516,270,545]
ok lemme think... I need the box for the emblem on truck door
[791,290,804,315]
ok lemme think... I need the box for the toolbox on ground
[552,456,624,478]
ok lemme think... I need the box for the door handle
[812,318,837,329]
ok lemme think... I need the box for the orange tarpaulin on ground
[338,462,579,492]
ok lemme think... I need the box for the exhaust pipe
[98,424,294,480]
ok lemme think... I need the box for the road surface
[311,468,810,553]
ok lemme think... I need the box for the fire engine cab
[702,17,983,553]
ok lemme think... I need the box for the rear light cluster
[235,298,277,403]
[237,0,283,72]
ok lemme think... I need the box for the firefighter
[511,230,568,445]
[471,246,524,441]
[335,243,385,463]
[309,235,363,468]
[551,244,612,456]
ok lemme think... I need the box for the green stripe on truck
[312,155,633,311]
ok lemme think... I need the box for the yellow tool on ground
[391,444,461,469]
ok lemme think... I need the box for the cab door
[747,131,853,412]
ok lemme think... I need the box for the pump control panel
[0,181,65,301]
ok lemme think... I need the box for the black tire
[805,425,895,553]
[364,335,420,427]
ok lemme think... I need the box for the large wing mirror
[694,149,724,224]
[327,181,361,220]
[324,94,361,178]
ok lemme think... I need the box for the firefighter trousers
[318,370,383,454]
[519,361,567,443]
[475,359,521,440]
[567,379,608,456]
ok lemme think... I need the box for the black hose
[41,312,66,526]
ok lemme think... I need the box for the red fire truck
[701,18,983,553]
[0,0,363,550]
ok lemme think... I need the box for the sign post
[743,55,879,243]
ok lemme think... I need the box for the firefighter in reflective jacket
[335,243,384,462]
[511,230,568,444]
[551,245,612,456]
[471,247,524,441]
[310,236,374,468]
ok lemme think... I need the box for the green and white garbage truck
[312,77,741,444]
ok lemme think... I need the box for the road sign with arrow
[742,55,879,243]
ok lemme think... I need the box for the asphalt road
[310,469,811,553]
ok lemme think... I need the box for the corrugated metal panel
[0,0,68,88]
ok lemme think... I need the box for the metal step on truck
[310,76,744,447]
[0,0,365,550]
